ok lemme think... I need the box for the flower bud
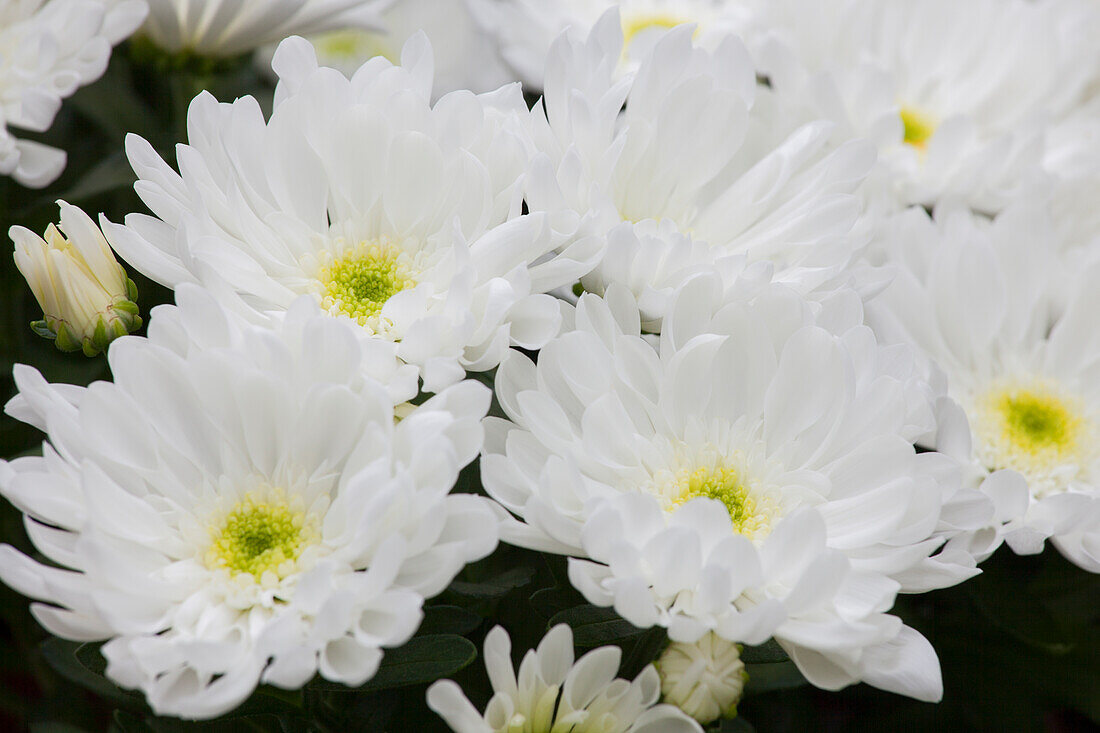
[11,200,141,356]
[657,632,748,725]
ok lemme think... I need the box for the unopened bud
[11,200,141,356]
[657,632,747,724]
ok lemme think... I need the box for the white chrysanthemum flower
[466,0,762,90]
[865,204,1100,572]
[105,35,598,392]
[1043,96,1100,274]
[144,284,421,407]
[255,0,513,96]
[525,12,875,330]
[656,632,746,725]
[11,200,142,356]
[136,0,386,57]
[752,0,1100,212]
[0,283,498,719]
[482,278,981,700]
[0,0,146,187]
[427,624,702,733]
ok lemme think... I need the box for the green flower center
[313,29,395,63]
[317,240,417,327]
[971,380,1092,496]
[207,494,318,580]
[672,465,769,538]
[900,106,936,149]
[994,389,1079,457]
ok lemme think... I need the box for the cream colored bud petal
[9,202,141,354]
[11,230,55,316]
[56,200,126,292]
[658,633,746,725]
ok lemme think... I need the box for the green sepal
[54,322,83,353]
[126,277,139,302]
[114,298,140,316]
[572,281,585,297]
[90,317,111,353]
[30,320,56,340]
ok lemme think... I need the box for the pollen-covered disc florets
[310,238,419,332]
[648,446,782,542]
[900,106,936,150]
[970,379,1091,496]
[670,465,764,536]
[206,489,322,584]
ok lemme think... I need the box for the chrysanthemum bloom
[106,35,597,392]
[0,0,146,186]
[466,0,762,91]
[11,200,142,356]
[427,624,702,733]
[865,204,1100,572]
[143,284,421,407]
[523,12,875,331]
[750,0,1100,213]
[1043,95,1100,274]
[255,0,513,96]
[482,277,983,699]
[0,284,498,719]
[136,0,387,57]
[656,632,746,725]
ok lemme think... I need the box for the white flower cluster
[3,0,1100,725]
[0,0,146,186]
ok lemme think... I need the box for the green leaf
[310,635,477,693]
[965,565,1076,654]
[67,60,154,142]
[447,565,536,599]
[742,660,807,695]
[548,605,644,647]
[362,635,477,692]
[39,639,145,710]
[418,605,481,636]
[110,711,153,733]
[739,638,789,664]
[51,153,138,203]
[718,717,756,733]
[528,586,584,619]
[619,626,668,680]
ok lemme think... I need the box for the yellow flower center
[670,465,770,539]
[900,106,936,149]
[972,380,1092,495]
[313,29,395,63]
[622,12,692,47]
[206,493,319,581]
[315,239,417,328]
